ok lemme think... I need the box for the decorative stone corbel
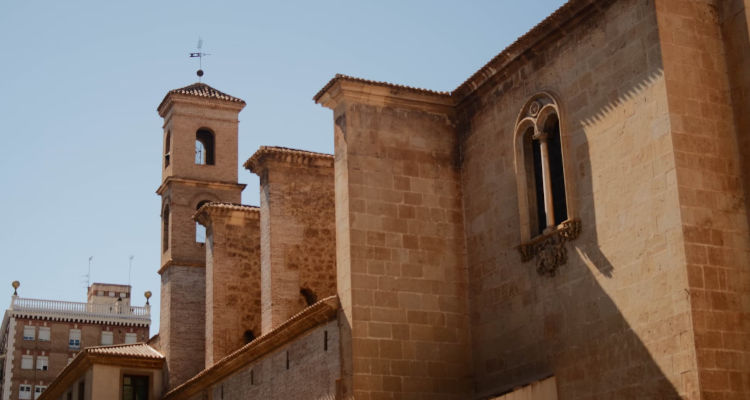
[518,219,581,276]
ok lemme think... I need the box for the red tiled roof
[86,343,164,359]
[157,82,246,114]
[167,82,245,104]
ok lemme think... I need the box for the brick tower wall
[157,88,246,389]
[198,204,262,367]
[159,265,206,389]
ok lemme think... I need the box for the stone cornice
[314,74,455,115]
[158,258,205,275]
[162,296,340,400]
[452,0,609,101]
[194,202,260,226]
[244,146,334,175]
[313,1,612,109]
[156,177,246,196]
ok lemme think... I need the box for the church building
[40,0,750,398]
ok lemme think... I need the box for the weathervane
[190,38,210,81]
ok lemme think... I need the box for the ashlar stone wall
[656,0,750,398]
[318,81,473,399]
[458,0,697,398]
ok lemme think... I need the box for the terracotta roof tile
[167,82,245,104]
[86,343,164,359]
[157,82,246,114]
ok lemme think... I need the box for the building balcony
[9,296,150,327]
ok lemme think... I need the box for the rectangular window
[34,386,46,399]
[36,356,48,371]
[101,331,113,346]
[122,375,149,400]
[125,333,137,344]
[19,384,32,400]
[38,327,50,341]
[21,355,33,370]
[23,326,35,341]
[69,329,81,350]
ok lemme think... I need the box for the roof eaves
[244,146,334,174]
[451,0,606,100]
[313,74,450,103]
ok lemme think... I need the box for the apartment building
[0,283,150,400]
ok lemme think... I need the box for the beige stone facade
[42,0,750,399]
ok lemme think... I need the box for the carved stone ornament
[528,100,541,117]
[518,219,581,277]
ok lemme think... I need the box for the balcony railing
[10,296,150,321]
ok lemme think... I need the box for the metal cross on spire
[189,38,211,81]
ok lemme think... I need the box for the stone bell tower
[156,82,246,388]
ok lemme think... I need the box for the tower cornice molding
[194,203,259,227]
[314,74,455,116]
[243,146,334,175]
[158,258,206,275]
[156,177,246,196]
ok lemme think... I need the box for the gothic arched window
[195,129,215,165]
[514,93,580,275]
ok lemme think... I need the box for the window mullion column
[535,128,556,230]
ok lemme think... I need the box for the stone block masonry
[317,77,473,399]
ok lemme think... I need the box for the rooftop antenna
[189,38,210,82]
[128,255,134,288]
[83,256,93,291]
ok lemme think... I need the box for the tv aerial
[190,38,211,81]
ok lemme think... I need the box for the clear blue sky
[0,0,567,334]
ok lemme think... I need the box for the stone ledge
[194,202,260,226]
[518,219,581,276]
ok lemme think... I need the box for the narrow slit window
[162,205,170,252]
[164,130,171,168]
